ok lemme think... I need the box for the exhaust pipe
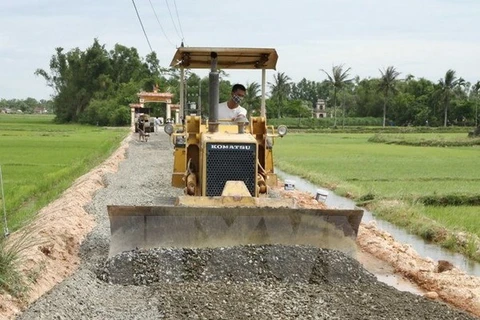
[208,52,219,133]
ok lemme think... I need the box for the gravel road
[18,131,478,320]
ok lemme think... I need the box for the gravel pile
[18,131,478,320]
[100,245,376,286]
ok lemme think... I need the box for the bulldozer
[107,47,363,257]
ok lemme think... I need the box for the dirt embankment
[0,132,478,319]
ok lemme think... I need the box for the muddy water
[356,250,425,295]
[276,169,480,277]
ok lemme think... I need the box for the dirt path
[0,131,478,319]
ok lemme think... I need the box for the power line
[132,0,154,53]
[165,0,183,42]
[149,0,176,47]
[173,0,185,41]
[132,0,163,76]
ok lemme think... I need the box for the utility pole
[198,82,202,117]
[183,76,187,122]
[476,101,478,127]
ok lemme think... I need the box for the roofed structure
[170,47,278,70]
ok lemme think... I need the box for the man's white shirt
[217,102,247,120]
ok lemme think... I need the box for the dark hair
[232,84,246,92]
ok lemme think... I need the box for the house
[33,106,48,114]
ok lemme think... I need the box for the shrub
[80,99,130,126]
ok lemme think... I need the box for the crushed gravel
[18,131,478,320]
[100,245,376,286]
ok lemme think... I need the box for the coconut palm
[243,82,261,116]
[268,72,291,118]
[435,69,465,127]
[378,66,401,127]
[320,65,352,127]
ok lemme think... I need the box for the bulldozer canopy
[170,47,278,70]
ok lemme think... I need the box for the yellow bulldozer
[107,47,363,257]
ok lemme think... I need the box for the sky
[1,0,479,100]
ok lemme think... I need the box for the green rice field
[0,114,129,231]
[275,133,480,199]
[274,132,480,259]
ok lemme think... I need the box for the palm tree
[378,66,401,127]
[405,74,415,82]
[243,82,261,116]
[435,69,464,127]
[320,65,352,127]
[268,72,291,118]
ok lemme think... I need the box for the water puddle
[276,169,480,277]
[356,250,424,295]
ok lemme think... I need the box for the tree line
[0,98,52,114]
[19,39,480,127]
[265,67,479,128]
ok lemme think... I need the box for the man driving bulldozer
[218,84,248,121]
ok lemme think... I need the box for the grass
[0,237,28,297]
[0,114,129,231]
[275,133,480,198]
[0,114,129,296]
[274,132,480,260]
[0,222,45,298]
[423,206,480,235]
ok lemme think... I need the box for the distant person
[218,84,247,121]
[137,119,147,142]
[154,117,161,134]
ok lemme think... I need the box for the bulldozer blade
[108,205,363,257]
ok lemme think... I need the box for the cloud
[1,0,479,99]
[277,38,480,84]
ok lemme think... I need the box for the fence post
[0,165,9,237]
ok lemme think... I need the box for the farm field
[1,116,478,259]
[274,132,480,259]
[0,114,129,231]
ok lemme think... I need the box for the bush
[110,106,130,126]
[368,133,480,147]
[80,99,130,126]
[419,194,480,206]
[268,117,383,129]
[468,126,480,137]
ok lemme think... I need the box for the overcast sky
[1,0,479,100]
